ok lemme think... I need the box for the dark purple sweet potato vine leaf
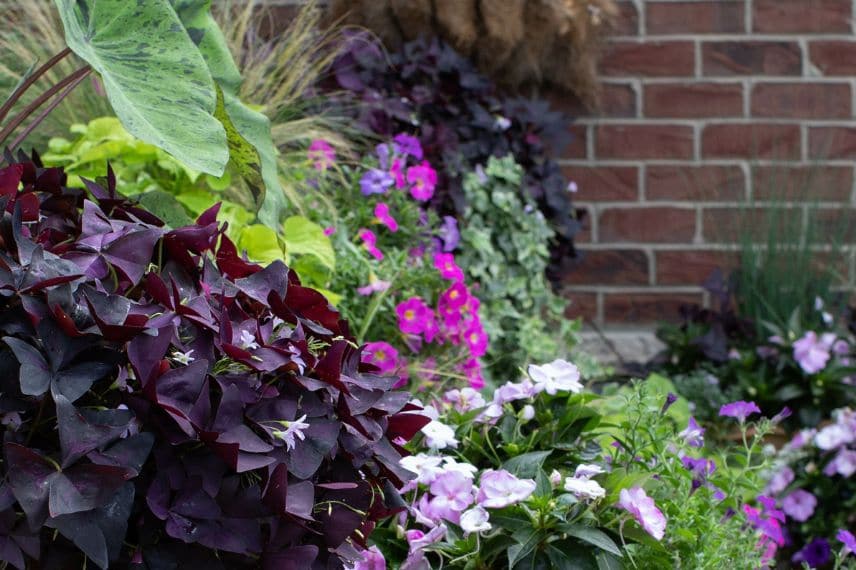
[0,155,427,569]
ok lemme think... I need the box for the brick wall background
[556,0,856,329]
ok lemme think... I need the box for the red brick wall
[558,0,856,327]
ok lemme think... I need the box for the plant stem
[0,65,91,146]
[9,68,92,151]
[0,47,72,123]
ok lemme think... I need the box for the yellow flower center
[404,310,415,320]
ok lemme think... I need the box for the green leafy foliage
[458,155,579,378]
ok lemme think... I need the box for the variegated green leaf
[54,0,229,175]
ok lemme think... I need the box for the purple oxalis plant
[0,152,428,569]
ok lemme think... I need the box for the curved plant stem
[0,65,91,146]
[9,68,92,151]
[0,47,72,123]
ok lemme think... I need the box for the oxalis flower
[617,487,666,541]
[272,414,310,451]
[718,400,760,423]
[477,469,536,509]
[308,139,336,171]
[528,359,582,395]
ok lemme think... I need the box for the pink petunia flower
[434,252,464,281]
[617,487,666,540]
[396,297,432,335]
[361,341,399,375]
[308,139,336,171]
[477,470,536,509]
[323,226,336,236]
[460,358,485,389]
[352,545,385,570]
[374,202,399,232]
[357,228,384,261]
[407,161,437,201]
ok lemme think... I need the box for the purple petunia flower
[765,466,795,495]
[679,416,705,448]
[792,537,831,568]
[393,133,423,160]
[782,489,817,522]
[352,545,385,570]
[437,216,460,252]
[681,456,716,491]
[360,168,394,196]
[661,392,678,414]
[719,400,761,423]
[407,161,437,201]
[838,529,856,555]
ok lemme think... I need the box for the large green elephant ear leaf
[53,0,229,175]
[171,0,285,227]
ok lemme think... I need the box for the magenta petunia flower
[407,161,437,201]
[323,226,336,237]
[617,487,666,540]
[361,341,399,375]
[838,529,856,555]
[434,252,464,281]
[357,228,384,261]
[460,358,485,389]
[477,470,536,509]
[360,168,394,196]
[396,297,432,335]
[308,139,336,171]
[793,331,835,374]
[393,133,424,160]
[390,158,406,188]
[464,323,489,358]
[782,489,817,522]
[440,282,469,311]
[719,400,761,423]
[373,202,399,232]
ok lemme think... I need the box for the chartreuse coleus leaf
[53,0,229,175]
[171,0,286,226]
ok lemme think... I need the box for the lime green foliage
[459,156,579,377]
[599,380,771,569]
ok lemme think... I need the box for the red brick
[646,1,745,34]
[596,125,694,159]
[811,210,856,243]
[702,124,801,160]
[601,83,637,117]
[604,292,704,323]
[751,83,851,119]
[811,42,856,75]
[575,205,595,244]
[702,207,803,242]
[656,250,739,286]
[599,207,696,243]
[644,83,744,118]
[647,165,745,201]
[565,124,588,159]
[754,0,851,33]
[565,166,639,201]
[564,292,599,321]
[614,1,639,36]
[565,249,650,285]
[753,165,853,201]
[809,127,856,159]
[702,41,801,76]
[600,41,695,77]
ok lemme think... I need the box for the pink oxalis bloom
[477,469,536,509]
[434,252,464,281]
[793,331,836,374]
[374,202,399,232]
[407,161,437,201]
[357,228,384,261]
[362,341,399,375]
[618,487,666,541]
[308,139,335,171]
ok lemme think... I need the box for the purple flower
[792,537,831,568]
[771,406,792,424]
[352,545,385,570]
[825,449,856,477]
[782,489,817,522]
[718,400,761,423]
[681,457,716,491]
[360,168,394,196]
[361,342,400,375]
[679,416,705,448]
[393,133,423,160]
[838,529,856,555]
[477,470,536,509]
[429,471,475,517]
[437,216,460,252]
[794,331,836,374]
[376,143,391,169]
[765,466,795,495]
[661,392,678,414]
[493,380,535,404]
[833,339,850,355]
[815,423,855,450]
[617,487,666,541]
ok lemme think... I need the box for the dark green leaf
[558,524,622,557]
[503,451,552,478]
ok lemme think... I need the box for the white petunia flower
[528,359,582,395]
